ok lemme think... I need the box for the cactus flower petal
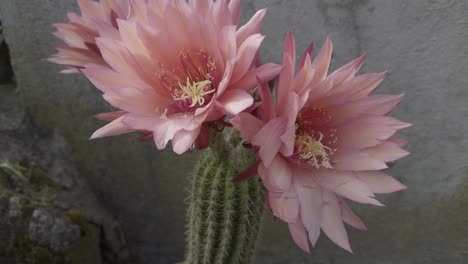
[51,0,280,154]
[232,33,410,253]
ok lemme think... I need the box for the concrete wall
[1,0,467,263]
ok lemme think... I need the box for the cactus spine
[186,129,265,264]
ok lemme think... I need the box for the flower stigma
[174,77,215,107]
[295,132,334,169]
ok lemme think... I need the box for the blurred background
[0,0,467,263]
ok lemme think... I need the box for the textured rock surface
[0,0,468,263]
[0,133,133,263]
[29,207,81,252]
[0,39,132,264]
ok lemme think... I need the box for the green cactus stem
[186,130,265,264]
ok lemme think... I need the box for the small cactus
[186,130,265,264]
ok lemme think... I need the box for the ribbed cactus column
[186,130,265,264]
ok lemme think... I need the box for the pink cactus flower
[50,0,148,71]
[54,0,281,154]
[231,32,411,253]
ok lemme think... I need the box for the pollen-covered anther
[296,132,335,169]
[175,77,215,107]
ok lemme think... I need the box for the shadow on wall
[0,19,24,132]
[0,20,14,85]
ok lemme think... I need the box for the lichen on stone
[0,159,131,264]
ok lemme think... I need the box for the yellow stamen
[160,108,168,120]
[175,77,215,107]
[296,132,334,169]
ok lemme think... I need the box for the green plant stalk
[186,130,265,264]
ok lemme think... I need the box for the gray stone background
[0,0,467,263]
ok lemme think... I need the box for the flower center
[174,77,215,107]
[295,132,334,169]
[158,49,218,117]
[290,106,338,169]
